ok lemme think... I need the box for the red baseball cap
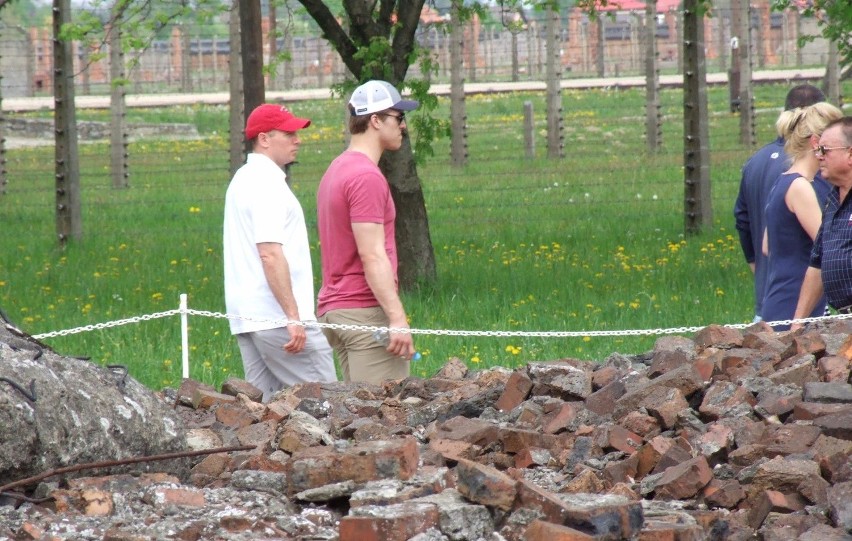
[245,104,311,140]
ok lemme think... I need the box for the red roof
[596,0,682,12]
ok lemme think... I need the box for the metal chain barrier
[32,300,852,342]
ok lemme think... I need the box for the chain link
[31,305,852,342]
[32,310,181,339]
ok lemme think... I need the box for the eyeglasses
[380,113,405,124]
[814,145,851,157]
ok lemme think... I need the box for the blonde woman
[761,101,844,329]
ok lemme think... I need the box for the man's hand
[386,327,416,361]
[284,322,306,353]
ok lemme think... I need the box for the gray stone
[528,361,593,400]
[558,493,645,539]
[229,469,287,494]
[813,411,852,441]
[827,481,852,531]
[798,523,852,541]
[408,529,451,541]
[294,479,358,502]
[804,382,852,404]
[0,327,187,486]
[414,488,494,541]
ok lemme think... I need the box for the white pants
[236,324,337,402]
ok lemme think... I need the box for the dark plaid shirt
[811,186,852,308]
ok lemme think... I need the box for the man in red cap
[316,81,419,384]
[224,104,337,401]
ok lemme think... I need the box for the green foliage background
[2,81,850,391]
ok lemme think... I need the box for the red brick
[562,468,607,494]
[638,520,706,540]
[543,402,583,433]
[644,387,690,429]
[693,325,743,350]
[143,487,206,508]
[781,332,826,359]
[220,377,263,402]
[454,457,517,511]
[515,478,572,523]
[592,365,620,389]
[499,426,568,455]
[516,402,544,426]
[428,438,479,461]
[559,493,644,539]
[761,424,821,456]
[339,502,440,541]
[654,456,713,500]
[235,419,277,449]
[603,453,640,485]
[514,447,553,468]
[191,387,237,409]
[768,356,820,386]
[650,438,693,476]
[699,381,756,420]
[81,489,113,516]
[702,479,745,509]
[620,410,661,439]
[284,436,419,495]
[692,352,716,382]
[525,520,595,540]
[747,490,806,529]
[648,348,693,378]
[585,381,626,416]
[18,522,46,540]
[429,416,500,447]
[636,436,674,479]
[791,402,852,421]
[836,334,852,360]
[605,425,643,454]
[215,403,256,429]
[496,370,534,411]
[817,356,851,382]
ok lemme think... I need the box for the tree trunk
[380,137,437,289]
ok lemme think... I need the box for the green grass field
[2,81,849,390]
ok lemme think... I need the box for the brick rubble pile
[1,321,851,540]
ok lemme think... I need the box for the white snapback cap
[349,80,419,116]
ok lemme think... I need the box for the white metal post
[180,293,189,379]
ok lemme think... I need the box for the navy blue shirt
[734,137,788,315]
[811,187,852,309]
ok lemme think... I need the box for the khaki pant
[236,324,337,402]
[319,307,410,384]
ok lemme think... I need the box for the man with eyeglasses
[793,117,852,328]
[224,104,337,402]
[316,80,420,384]
[733,84,826,322]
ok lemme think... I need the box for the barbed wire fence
[0,6,837,99]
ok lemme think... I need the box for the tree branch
[299,0,363,77]
[391,1,426,83]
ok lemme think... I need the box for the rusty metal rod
[0,444,256,493]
